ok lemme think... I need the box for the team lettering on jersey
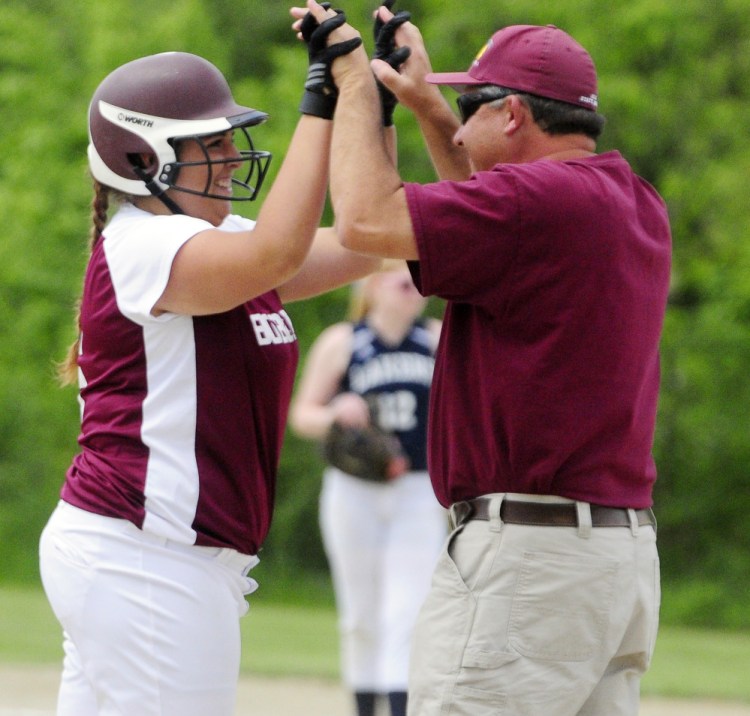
[348,352,434,394]
[250,310,297,346]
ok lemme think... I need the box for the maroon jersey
[62,205,298,554]
[405,151,671,508]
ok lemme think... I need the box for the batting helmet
[88,52,271,201]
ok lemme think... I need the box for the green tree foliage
[0,0,748,627]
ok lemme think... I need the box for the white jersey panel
[99,205,257,544]
[103,203,213,324]
[140,316,201,543]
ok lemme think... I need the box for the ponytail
[56,180,111,386]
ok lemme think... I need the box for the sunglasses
[456,87,513,124]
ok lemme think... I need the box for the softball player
[290,263,447,716]
[39,21,375,716]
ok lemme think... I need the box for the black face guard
[159,127,272,201]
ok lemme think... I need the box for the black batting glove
[299,5,363,120]
[373,0,412,126]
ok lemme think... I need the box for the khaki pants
[407,495,660,716]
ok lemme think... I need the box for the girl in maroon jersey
[39,27,375,716]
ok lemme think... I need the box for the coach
[296,1,672,714]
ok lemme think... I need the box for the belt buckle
[451,500,474,528]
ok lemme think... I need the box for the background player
[290,261,446,716]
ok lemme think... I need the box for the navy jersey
[340,320,435,471]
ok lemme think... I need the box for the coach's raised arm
[292,0,419,261]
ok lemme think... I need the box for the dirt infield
[2,664,749,715]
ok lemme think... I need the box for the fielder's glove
[299,4,363,120]
[372,0,412,126]
[322,398,409,482]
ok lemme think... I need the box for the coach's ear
[502,95,530,137]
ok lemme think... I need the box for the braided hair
[57,179,118,386]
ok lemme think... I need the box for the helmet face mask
[161,127,272,202]
[87,52,272,203]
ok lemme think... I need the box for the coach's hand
[372,0,411,126]
[296,2,363,119]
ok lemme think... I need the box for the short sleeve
[103,210,214,324]
[403,173,521,307]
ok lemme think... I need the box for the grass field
[1,585,749,703]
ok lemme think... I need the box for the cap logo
[578,94,598,109]
[472,38,492,67]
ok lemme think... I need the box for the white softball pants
[39,500,258,716]
[320,468,448,693]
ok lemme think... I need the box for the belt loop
[488,494,505,533]
[627,508,639,537]
[576,501,592,539]
[449,501,468,530]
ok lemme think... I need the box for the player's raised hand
[290,0,363,119]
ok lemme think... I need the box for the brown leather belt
[452,497,656,529]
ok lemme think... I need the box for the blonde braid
[56,180,111,386]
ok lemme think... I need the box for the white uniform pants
[320,468,447,693]
[408,494,660,716]
[39,501,258,716]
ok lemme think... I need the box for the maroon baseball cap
[425,24,598,111]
